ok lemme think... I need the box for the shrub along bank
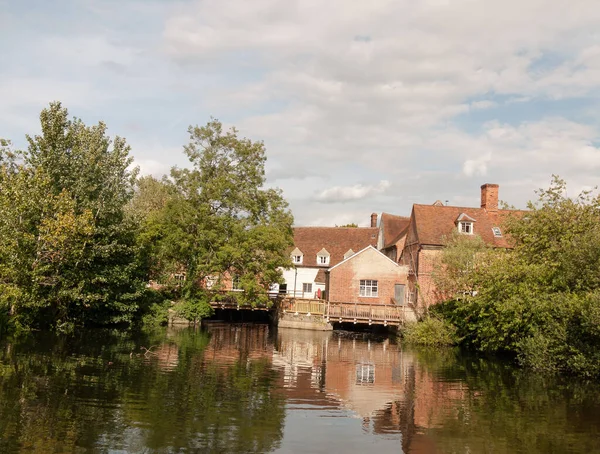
[407,177,600,378]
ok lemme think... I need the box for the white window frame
[492,226,502,237]
[231,275,242,291]
[318,255,329,265]
[458,221,473,234]
[205,275,216,289]
[356,363,375,385]
[302,283,312,294]
[292,255,303,264]
[359,279,378,297]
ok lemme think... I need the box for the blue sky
[2,0,600,225]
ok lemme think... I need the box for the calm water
[0,324,599,453]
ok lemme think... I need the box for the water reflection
[0,325,598,453]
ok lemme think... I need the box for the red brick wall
[481,183,499,211]
[327,248,408,305]
[412,248,452,309]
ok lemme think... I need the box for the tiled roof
[292,227,378,268]
[380,213,411,248]
[411,204,523,248]
[315,269,327,284]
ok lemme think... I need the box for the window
[205,275,216,288]
[302,283,312,294]
[359,279,378,297]
[292,255,303,264]
[316,248,330,265]
[232,275,241,291]
[356,363,375,384]
[492,226,502,237]
[458,221,473,234]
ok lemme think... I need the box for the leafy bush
[401,316,458,346]
[138,289,172,327]
[433,177,600,377]
[174,296,213,324]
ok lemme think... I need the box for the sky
[1,0,600,226]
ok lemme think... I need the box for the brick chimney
[370,213,378,228]
[480,184,499,211]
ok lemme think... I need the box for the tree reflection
[380,347,600,454]
[0,327,285,453]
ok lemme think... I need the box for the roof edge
[327,245,400,272]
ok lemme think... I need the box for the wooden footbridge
[209,293,409,327]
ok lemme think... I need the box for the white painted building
[273,223,379,299]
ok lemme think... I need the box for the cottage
[277,220,379,298]
[399,183,521,310]
[326,245,409,306]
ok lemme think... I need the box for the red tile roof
[380,213,411,248]
[292,227,378,268]
[411,204,523,248]
[315,269,327,284]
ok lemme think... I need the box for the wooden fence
[326,302,405,326]
[282,298,327,315]
[282,299,407,326]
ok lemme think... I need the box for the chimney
[370,213,378,228]
[480,184,499,211]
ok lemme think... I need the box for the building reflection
[201,324,463,453]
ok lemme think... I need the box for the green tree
[431,230,488,300]
[142,119,293,319]
[436,176,600,376]
[0,103,145,331]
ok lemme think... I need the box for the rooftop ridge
[413,203,516,212]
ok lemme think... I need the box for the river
[0,323,599,453]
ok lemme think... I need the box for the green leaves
[0,103,145,331]
[136,119,293,314]
[436,177,600,376]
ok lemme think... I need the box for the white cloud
[315,180,391,203]
[463,154,491,177]
[470,100,497,110]
[135,159,172,178]
[3,0,600,226]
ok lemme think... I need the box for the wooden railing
[325,302,406,326]
[206,291,408,326]
[283,298,327,315]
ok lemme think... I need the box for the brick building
[277,219,379,298]
[377,212,411,262]
[399,184,521,310]
[326,245,409,306]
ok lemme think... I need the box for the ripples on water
[0,323,599,453]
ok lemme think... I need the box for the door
[394,284,405,305]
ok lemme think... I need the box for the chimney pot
[481,184,499,211]
[370,213,378,228]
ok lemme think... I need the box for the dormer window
[456,213,476,235]
[316,247,330,266]
[291,247,303,264]
[459,221,473,234]
[492,227,502,237]
[344,249,355,259]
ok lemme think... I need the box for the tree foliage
[137,119,294,317]
[0,103,145,331]
[435,176,600,377]
[431,231,488,300]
